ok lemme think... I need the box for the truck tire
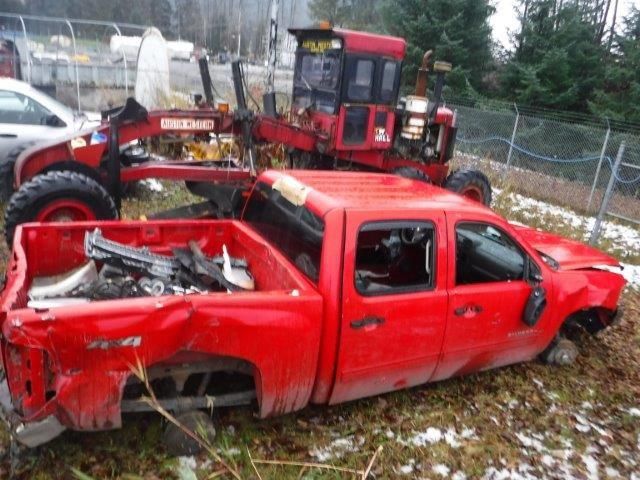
[392,166,430,183]
[444,169,492,205]
[4,171,118,245]
[0,141,35,202]
[540,338,578,366]
[163,410,216,456]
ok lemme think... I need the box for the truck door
[432,213,548,381]
[329,209,448,404]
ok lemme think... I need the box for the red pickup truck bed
[0,220,323,445]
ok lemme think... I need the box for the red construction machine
[3,26,492,242]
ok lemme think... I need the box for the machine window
[355,221,435,295]
[379,61,399,103]
[455,222,525,285]
[342,106,369,145]
[292,49,341,114]
[344,58,374,102]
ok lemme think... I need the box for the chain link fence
[447,96,640,242]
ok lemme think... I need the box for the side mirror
[523,286,547,327]
[45,114,66,127]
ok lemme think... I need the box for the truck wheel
[444,169,492,205]
[540,338,578,366]
[163,410,216,456]
[4,171,118,245]
[0,142,35,202]
[392,167,430,183]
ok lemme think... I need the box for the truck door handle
[350,316,385,329]
[0,134,17,138]
[454,304,483,316]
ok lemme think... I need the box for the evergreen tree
[380,0,495,94]
[308,0,381,30]
[589,7,640,123]
[501,0,606,111]
[151,0,174,37]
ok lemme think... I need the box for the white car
[0,78,101,198]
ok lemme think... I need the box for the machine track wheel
[0,141,35,202]
[540,338,579,366]
[4,171,118,245]
[163,410,216,456]
[444,169,492,205]
[392,166,431,183]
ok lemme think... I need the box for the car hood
[73,111,102,130]
[512,224,620,270]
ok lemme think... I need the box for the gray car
[0,78,101,199]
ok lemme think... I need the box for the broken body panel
[0,171,626,446]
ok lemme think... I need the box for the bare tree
[607,0,619,52]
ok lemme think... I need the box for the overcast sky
[491,0,639,49]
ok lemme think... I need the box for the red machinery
[3,26,492,242]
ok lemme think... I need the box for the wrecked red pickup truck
[0,170,626,451]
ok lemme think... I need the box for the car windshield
[293,48,341,114]
[243,181,325,283]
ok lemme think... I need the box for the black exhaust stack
[198,57,214,105]
[231,60,256,175]
[232,60,247,110]
[428,61,452,124]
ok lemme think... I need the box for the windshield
[293,49,341,114]
[243,182,325,283]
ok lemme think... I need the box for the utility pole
[266,0,279,93]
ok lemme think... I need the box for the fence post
[17,16,32,83]
[587,118,611,211]
[589,141,625,245]
[504,103,519,175]
[65,19,81,110]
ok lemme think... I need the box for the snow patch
[141,178,164,192]
[402,426,476,448]
[432,464,451,476]
[516,432,545,453]
[176,456,198,480]
[309,435,364,461]
[582,453,599,480]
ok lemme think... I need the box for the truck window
[355,221,435,295]
[244,182,325,282]
[456,222,525,285]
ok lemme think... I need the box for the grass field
[0,178,638,480]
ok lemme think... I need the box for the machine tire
[540,338,578,366]
[0,142,35,202]
[444,169,492,205]
[392,167,430,183]
[4,171,118,245]
[163,410,216,456]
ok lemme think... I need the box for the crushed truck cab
[0,171,626,447]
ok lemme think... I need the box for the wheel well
[122,355,259,404]
[41,161,104,186]
[561,307,614,336]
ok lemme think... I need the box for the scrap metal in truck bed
[0,171,626,452]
